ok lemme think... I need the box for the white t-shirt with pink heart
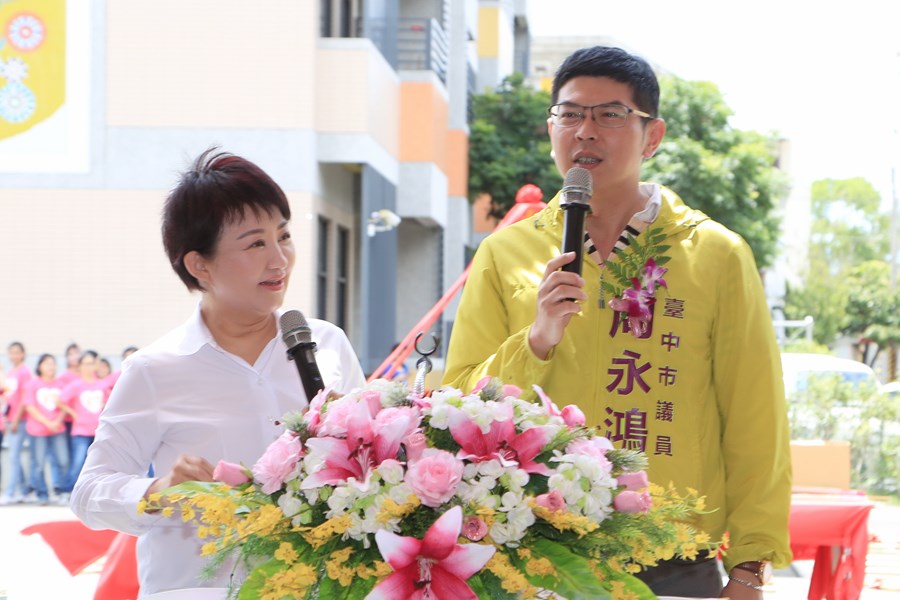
[62,379,110,437]
[23,378,66,437]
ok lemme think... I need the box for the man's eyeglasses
[547,102,653,129]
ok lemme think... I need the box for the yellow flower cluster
[325,547,356,586]
[484,551,540,598]
[530,501,599,537]
[300,515,352,549]
[258,562,317,600]
[375,495,420,526]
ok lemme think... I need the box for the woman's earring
[550,149,556,159]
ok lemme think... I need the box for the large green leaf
[526,538,611,600]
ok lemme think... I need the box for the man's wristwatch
[733,560,773,585]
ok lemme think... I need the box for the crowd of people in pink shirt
[0,341,137,505]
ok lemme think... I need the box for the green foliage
[601,226,672,299]
[842,261,900,365]
[644,75,788,269]
[468,73,561,214]
[782,339,833,355]
[523,538,618,599]
[784,177,895,351]
[811,178,889,273]
[783,277,850,345]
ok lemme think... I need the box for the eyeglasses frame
[547,102,654,129]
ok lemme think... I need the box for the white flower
[490,521,514,545]
[506,503,536,535]
[477,459,503,478]
[501,467,529,491]
[428,401,454,429]
[377,459,405,485]
[500,491,521,509]
[278,493,304,518]
[326,485,357,514]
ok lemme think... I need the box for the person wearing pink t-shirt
[56,342,82,388]
[24,354,70,504]
[1,342,34,504]
[106,346,138,393]
[56,342,82,486]
[62,351,109,492]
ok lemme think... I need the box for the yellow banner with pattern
[0,0,66,141]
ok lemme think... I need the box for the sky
[528,0,900,209]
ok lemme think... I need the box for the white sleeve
[70,358,165,535]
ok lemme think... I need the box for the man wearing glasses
[444,46,791,598]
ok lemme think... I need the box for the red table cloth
[789,492,874,600]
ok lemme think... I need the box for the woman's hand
[528,252,587,360]
[144,454,215,500]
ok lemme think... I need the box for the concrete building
[0,0,530,374]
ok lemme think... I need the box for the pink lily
[302,384,334,434]
[448,405,551,475]
[367,506,495,600]
[301,399,409,490]
[609,287,654,335]
[641,258,668,291]
[533,385,586,427]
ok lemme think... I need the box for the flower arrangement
[141,378,718,600]
[602,226,671,337]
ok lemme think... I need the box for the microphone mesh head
[563,167,592,194]
[279,310,311,344]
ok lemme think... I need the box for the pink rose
[374,407,420,440]
[404,449,464,508]
[534,490,567,513]
[560,404,586,427]
[462,516,488,541]
[617,471,649,491]
[252,431,303,494]
[613,490,652,513]
[404,431,427,463]
[213,460,251,487]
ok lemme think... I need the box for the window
[336,225,350,331]
[317,217,330,318]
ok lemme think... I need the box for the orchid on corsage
[602,225,671,338]
[140,378,718,600]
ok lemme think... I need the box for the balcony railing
[396,18,449,84]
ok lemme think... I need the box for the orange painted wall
[399,81,448,171]
[446,129,469,198]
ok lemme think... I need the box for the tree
[467,73,560,215]
[784,177,894,349]
[810,178,889,275]
[842,260,900,366]
[643,76,788,269]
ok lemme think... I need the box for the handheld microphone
[559,167,593,275]
[279,310,325,401]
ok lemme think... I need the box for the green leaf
[477,570,519,599]
[594,563,657,600]
[527,538,611,600]
[237,559,286,600]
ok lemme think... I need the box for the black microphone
[279,310,325,401]
[559,167,593,275]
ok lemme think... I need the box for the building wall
[0,0,505,374]
[0,2,332,360]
